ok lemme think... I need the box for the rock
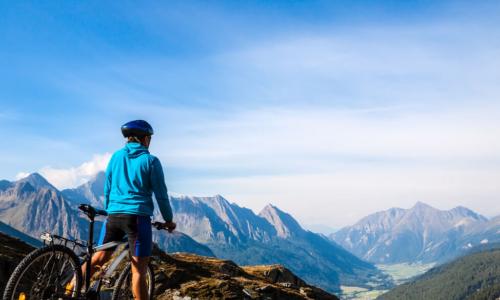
[153,252,339,300]
[244,264,306,288]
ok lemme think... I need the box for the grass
[340,285,388,300]
[377,263,435,285]
[340,262,435,299]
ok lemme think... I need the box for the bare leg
[81,250,113,279]
[131,256,150,300]
[65,250,112,294]
[82,251,113,278]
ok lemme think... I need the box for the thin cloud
[212,24,500,108]
[161,106,500,169]
[198,167,500,228]
[14,172,30,180]
[156,105,500,226]
[22,153,112,190]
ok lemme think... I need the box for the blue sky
[1,1,500,229]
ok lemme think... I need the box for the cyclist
[81,120,176,300]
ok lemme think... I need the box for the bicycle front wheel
[2,244,82,300]
[111,262,154,300]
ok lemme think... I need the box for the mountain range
[0,172,392,293]
[330,201,500,264]
[0,173,214,257]
[0,173,86,240]
[167,196,392,292]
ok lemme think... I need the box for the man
[84,120,176,300]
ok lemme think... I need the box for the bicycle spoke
[26,254,54,297]
[33,252,54,282]
[9,251,79,299]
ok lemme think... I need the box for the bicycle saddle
[78,204,108,220]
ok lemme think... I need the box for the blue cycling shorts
[98,214,152,257]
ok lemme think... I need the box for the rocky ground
[0,232,35,292]
[151,247,338,299]
[0,232,338,299]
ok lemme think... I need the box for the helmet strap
[127,136,150,148]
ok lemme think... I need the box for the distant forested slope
[379,247,500,300]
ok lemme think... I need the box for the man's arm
[150,157,173,222]
[104,159,112,210]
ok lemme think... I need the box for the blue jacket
[104,142,173,222]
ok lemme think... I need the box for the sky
[1,1,500,230]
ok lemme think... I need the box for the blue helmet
[121,120,154,138]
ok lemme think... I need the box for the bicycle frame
[82,209,131,295]
[87,241,129,294]
[94,241,129,278]
[42,229,132,297]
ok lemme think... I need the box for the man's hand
[164,221,176,233]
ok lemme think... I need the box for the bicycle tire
[111,262,155,300]
[2,244,82,300]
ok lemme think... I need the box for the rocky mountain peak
[198,195,239,222]
[411,201,436,212]
[61,171,106,208]
[331,201,496,264]
[169,195,279,244]
[15,181,36,195]
[86,171,105,193]
[90,170,105,183]
[259,204,304,238]
[449,206,487,221]
[202,194,232,209]
[16,172,55,190]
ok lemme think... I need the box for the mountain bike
[2,204,171,300]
